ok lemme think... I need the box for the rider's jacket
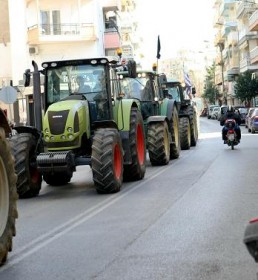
[220,112,241,126]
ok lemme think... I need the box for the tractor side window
[142,79,152,101]
[47,70,61,103]
[168,86,180,102]
[130,79,143,100]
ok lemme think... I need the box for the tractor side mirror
[244,218,258,262]
[23,69,31,87]
[127,60,137,78]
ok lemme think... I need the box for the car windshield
[238,108,248,114]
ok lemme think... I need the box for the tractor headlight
[67,127,73,133]
[50,136,55,141]
[45,136,50,141]
[44,128,49,134]
[61,135,66,140]
[68,134,74,140]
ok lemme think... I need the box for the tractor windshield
[120,75,154,101]
[46,64,107,107]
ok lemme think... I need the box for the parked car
[210,106,220,119]
[207,105,220,119]
[217,105,228,121]
[235,107,248,125]
[246,107,255,130]
[249,108,258,133]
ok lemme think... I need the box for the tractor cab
[117,70,166,120]
[42,58,120,124]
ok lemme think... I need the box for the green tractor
[23,57,146,194]
[0,109,18,265]
[161,78,198,150]
[117,69,181,166]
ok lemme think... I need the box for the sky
[135,0,216,65]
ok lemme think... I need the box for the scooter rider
[220,105,242,143]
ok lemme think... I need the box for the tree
[202,63,219,104]
[234,71,258,105]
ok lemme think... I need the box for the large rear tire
[123,108,146,181]
[9,133,42,198]
[0,128,18,265]
[179,117,191,150]
[170,106,181,159]
[92,128,123,194]
[148,121,170,166]
[186,106,198,146]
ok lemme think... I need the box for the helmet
[227,105,234,113]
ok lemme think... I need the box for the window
[40,10,61,35]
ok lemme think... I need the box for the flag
[184,71,192,97]
[156,35,161,59]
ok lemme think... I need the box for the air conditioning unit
[29,46,39,55]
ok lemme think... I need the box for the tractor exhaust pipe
[32,60,42,132]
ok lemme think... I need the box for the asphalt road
[1,117,258,280]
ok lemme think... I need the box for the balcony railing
[250,46,258,64]
[27,23,96,44]
[239,54,258,72]
[237,1,257,18]
[249,9,258,31]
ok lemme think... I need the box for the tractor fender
[147,115,166,124]
[13,125,43,153]
[116,99,140,132]
[160,99,177,121]
[0,109,12,136]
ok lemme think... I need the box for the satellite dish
[0,86,17,104]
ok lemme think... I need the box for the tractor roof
[164,78,182,86]
[42,57,119,69]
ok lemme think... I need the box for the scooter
[224,119,239,150]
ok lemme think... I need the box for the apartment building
[0,0,139,123]
[213,0,258,106]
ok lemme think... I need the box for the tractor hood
[43,99,90,149]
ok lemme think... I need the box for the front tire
[92,129,123,194]
[123,108,146,181]
[148,121,170,166]
[170,106,180,159]
[0,128,18,265]
[9,133,42,198]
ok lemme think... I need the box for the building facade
[0,0,140,123]
[213,0,258,106]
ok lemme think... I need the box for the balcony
[104,31,120,49]
[249,9,258,31]
[237,1,257,18]
[250,46,258,64]
[27,23,96,45]
[240,54,258,72]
